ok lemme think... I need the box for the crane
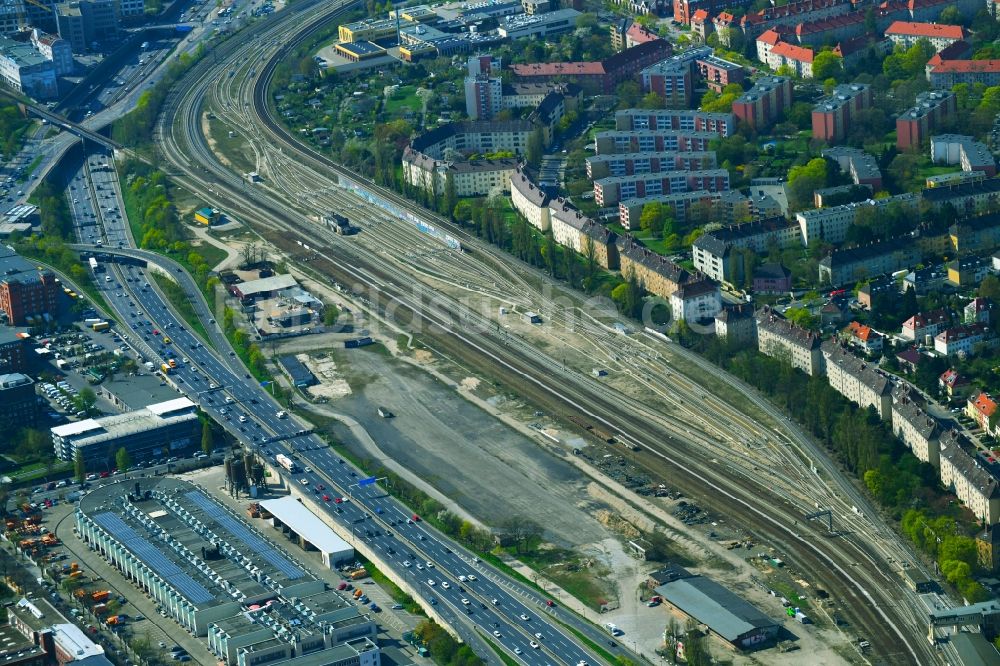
[15,0,58,32]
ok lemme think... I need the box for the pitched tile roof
[886,21,968,40]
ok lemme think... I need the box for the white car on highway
[426,580,435,587]
[441,581,450,589]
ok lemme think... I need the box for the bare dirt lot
[322,345,609,550]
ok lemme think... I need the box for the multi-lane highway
[66,154,606,665]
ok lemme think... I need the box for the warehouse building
[278,355,317,388]
[231,274,299,301]
[77,478,377,661]
[51,397,199,468]
[654,568,779,649]
[8,597,111,666]
[258,496,354,567]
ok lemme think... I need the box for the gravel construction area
[325,346,608,548]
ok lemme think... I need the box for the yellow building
[194,207,219,225]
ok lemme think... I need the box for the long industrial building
[76,479,376,666]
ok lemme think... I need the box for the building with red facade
[594,169,730,206]
[511,39,672,94]
[731,76,792,129]
[695,54,745,91]
[0,246,61,326]
[896,90,956,150]
[811,82,872,142]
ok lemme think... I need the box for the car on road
[461,598,470,605]
[426,579,435,586]
[425,561,434,568]
[534,632,543,640]
[514,648,522,655]
[322,495,330,501]
[529,641,539,649]
[492,631,501,638]
[467,574,477,581]
[299,478,309,485]
[491,598,499,605]
[440,581,450,589]
[402,561,411,567]
[520,614,530,621]
[416,563,424,570]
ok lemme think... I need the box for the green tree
[201,419,214,455]
[323,304,339,326]
[525,127,544,167]
[787,158,828,211]
[639,201,666,237]
[938,5,963,24]
[812,51,843,81]
[115,447,131,472]
[74,449,85,484]
[979,274,1000,301]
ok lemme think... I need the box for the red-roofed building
[925,40,973,77]
[755,27,792,62]
[511,39,672,93]
[766,41,815,78]
[939,368,971,401]
[625,22,660,48]
[844,321,883,355]
[929,59,1000,88]
[966,391,999,433]
[793,12,866,46]
[736,0,849,41]
[691,9,712,38]
[886,21,969,51]
[673,0,755,25]
[901,308,950,341]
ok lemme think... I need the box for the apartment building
[822,340,892,420]
[818,237,922,286]
[637,47,712,108]
[856,275,896,309]
[922,178,1000,216]
[0,373,38,432]
[812,83,872,142]
[0,246,62,325]
[896,90,957,151]
[585,150,718,180]
[617,236,697,301]
[593,169,730,206]
[934,323,991,357]
[511,38,671,94]
[409,119,536,159]
[731,0,850,41]
[696,54,745,92]
[594,129,717,154]
[947,256,990,287]
[821,147,883,190]
[615,108,734,136]
[793,12,866,47]
[465,55,503,120]
[796,193,918,245]
[967,391,999,435]
[886,21,968,51]
[929,59,1000,88]
[892,388,940,467]
[618,189,750,229]
[844,321,883,355]
[402,148,517,197]
[951,216,1000,254]
[30,30,73,76]
[509,167,620,269]
[931,135,997,177]
[964,297,992,324]
[939,430,1000,524]
[670,278,722,322]
[764,41,814,78]
[714,303,757,344]
[756,306,824,375]
[940,368,971,401]
[731,76,792,129]
[900,308,950,341]
[692,218,801,283]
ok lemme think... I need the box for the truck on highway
[160,363,171,374]
[88,257,100,272]
[275,454,299,473]
[168,359,177,369]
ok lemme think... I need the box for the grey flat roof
[656,577,777,641]
[258,496,353,557]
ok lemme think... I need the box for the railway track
[145,6,939,663]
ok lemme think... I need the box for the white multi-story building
[756,306,823,376]
[939,430,1000,525]
[0,37,57,99]
[795,194,919,246]
[669,278,721,322]
[934,323,990,357]
[510,165,551,231]
[885,21,968,52]
[402,147,517,197]
[891,388,940,467]
[822,340,892,420]
[30,30,74,76]
[900,309,950,342]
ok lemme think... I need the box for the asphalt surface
[67,161,604,666]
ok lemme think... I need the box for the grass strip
[150,273,213,349]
